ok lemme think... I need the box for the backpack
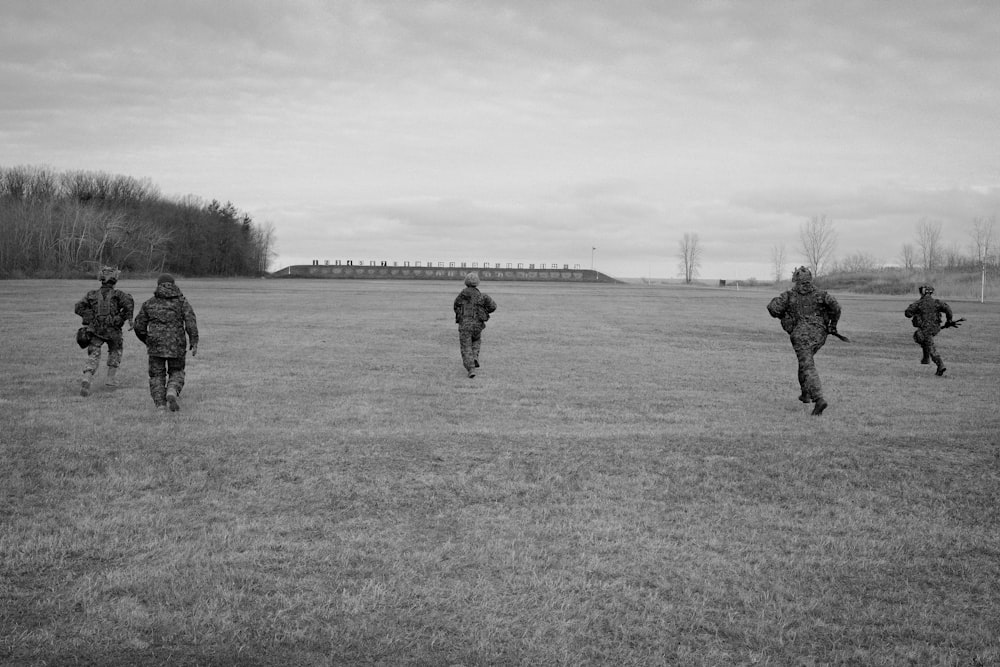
[76,327,92,348]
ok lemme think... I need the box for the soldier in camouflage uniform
[904,284,956,376]
[74,266,134,396]
[453,273,497,378]
[133,274,199,411]
[767,266,842,415]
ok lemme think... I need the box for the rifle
[943,317,966,329]
[829,331,851,343]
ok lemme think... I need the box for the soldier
[453,272,497,378]
[133,274,199,411]
[904,284,958,376]
[767,266,842,415]
[74,266,134,396]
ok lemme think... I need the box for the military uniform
[453,273,497,378]
[904,285,954,376]
[767,266,841,415]
[133,274,199,410]
[74,266,134,396]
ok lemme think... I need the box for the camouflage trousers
[458,322,483,372]
[148,355,186,406]
[83,330,124,374]
[790,331,827,403]
[913,329,943,368]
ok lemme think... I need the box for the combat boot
[932,355,945,376]
[166,387,180,412]
[105,367,118,387]
[80,372,94,397]
[149,377,167,408]
[920,353,930,364]
[811,398,828,416]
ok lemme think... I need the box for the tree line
[778,215,996,280]
[0,165,276,278]
[674,214,996,289]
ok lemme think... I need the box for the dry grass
[2,279,999,666]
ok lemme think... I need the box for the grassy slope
[2,279,999,666]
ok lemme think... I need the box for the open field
[2,278,999,666]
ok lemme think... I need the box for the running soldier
[904,284,958,376]
[453,273,497,378]
[133,274,199,411]
[74,266,134,396]
[767,266,842,415]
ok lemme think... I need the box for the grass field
[2,278,999,666]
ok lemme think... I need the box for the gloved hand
[190,343,198,357]
[944,319,962,328]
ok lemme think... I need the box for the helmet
[98,266,119,284]
[464,272,480,287]
[157,273,175,285]
[919,284,935,296]
[792,266,813,284]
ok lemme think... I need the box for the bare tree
[131,218,174,272]
[971,216,995,266]
[0,165,58,201]
[50,203,132,270]
[838,251,880,273]
[1,165,279,278]
[770,243,786,283]
[971,216,995,303]
[251,220,278,274]
[941,243,970,270]
[916,218,942,271]
[52,204,90,271]
[677,233,702,284]
[798,215,837,276]
[899,243,916,270]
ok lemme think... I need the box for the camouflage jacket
[767,284,841,336]
[905,294,952,335]
[453,287,497,327]
[134,282,199,358]
[75,286,134,339]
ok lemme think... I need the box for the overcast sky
[3,0,999,279]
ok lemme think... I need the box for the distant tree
[0,165,59,201]
[251,220,277,274]
[0,165,275,278]
[941,243,971,270]
[900,243,916,270]
[131,216,174,273]
[770,243,786,283]
[971,216,995,268]
[916,218,942,271]
[971,216,995,303]
[838,252,879,273]
[677,233,702,284]
[61,170,154,206]
[798,215,836,276]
